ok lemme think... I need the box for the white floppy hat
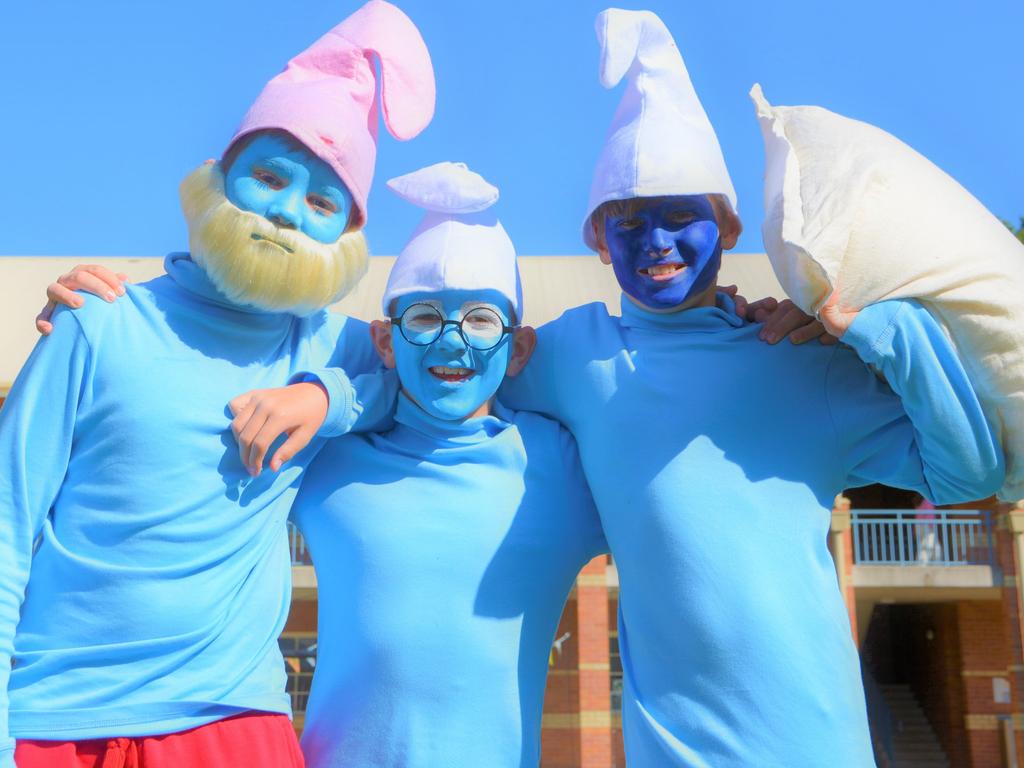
[382,162,523,320]
[583,8,737,251]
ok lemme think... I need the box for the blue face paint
[225,133,353,244]
[604,195,722,311]
[391,289,514,421]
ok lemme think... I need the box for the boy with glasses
[290,161,607,768]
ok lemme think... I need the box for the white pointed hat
[382,162,523,320]
[583,8,737,251]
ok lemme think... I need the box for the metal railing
[288,522,312,565]
[850,509,996,570]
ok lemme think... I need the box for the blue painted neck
[393,392,510,447]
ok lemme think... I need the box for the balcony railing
[850,509,996,570]
[288,522,312,565]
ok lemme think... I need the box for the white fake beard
[179,162,369,315]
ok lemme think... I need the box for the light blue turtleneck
[293,394,607,768]
[496,294,1003,767]
[0,253,381,764]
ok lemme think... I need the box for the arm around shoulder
[831,299,1004,503]
[557,424,609,563]
[498,308,597,422]
[294,366,400,437]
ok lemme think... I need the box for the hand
[36,264,128,335]
[719,284,781,323]
[719,284,752,319]
[228,382,329,477]
[758,298,839,346]
[817,290,858,339]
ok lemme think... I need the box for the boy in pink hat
[0,3,433,767]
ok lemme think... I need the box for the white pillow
[751,84,1024,501]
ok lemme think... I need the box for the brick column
[541,556,614,768]
[830,495,858,644]
[575,555,614,768]
[998,503,1024,764]
[1005,505,1024,668]
[958,600,1015,767]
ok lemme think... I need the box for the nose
[436,322,468,353]
[648,228,674,258]
[265,190,304,230]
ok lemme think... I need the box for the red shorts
[14,711,304,768]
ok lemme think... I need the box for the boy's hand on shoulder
[719,284,758,319]
[723,283,837,344]
[36,264,128,335]
[229,382,329,477]
[757,298,839,346]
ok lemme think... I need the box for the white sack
[751,84,1024,501]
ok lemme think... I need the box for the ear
[505,326,537,377]
[369,319,396,369]
[710,195,743,250]
[719,213,742,250]
[593,218,613,265]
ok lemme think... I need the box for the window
[609,631,623,714]
[279,633,317,715]
[287,522,312,565]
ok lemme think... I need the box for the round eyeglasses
[390,303,517,351]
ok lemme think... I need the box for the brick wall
[996,510,1024,762]
[541,556,614,768]
[958,600,1014,767]
[284,599,317,633]
[542,595,583,767]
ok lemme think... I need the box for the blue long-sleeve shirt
[493,295,1003,767]
[0,253,380,763]
[292,395,607,768]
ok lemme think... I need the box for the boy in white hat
[289,161,605,768]
[0,3,433,766]
[492,9,1001,767]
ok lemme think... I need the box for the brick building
[832,486,1024,768]
[2,256,1021,767]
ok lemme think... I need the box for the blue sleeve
[290,316,398,437]
[559,427,609,563]
[829,299,1003,503]
[498,314,570,422]
[292,367,400,437]
[0,309,92,763]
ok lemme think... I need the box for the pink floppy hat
[224,0,435,230]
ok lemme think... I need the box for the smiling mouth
[250,233,294,253]
[429,366,474,382]
[639,263,687,282]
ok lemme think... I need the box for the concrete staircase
[881,684,950,768]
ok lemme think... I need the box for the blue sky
[1,0,1021,257]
